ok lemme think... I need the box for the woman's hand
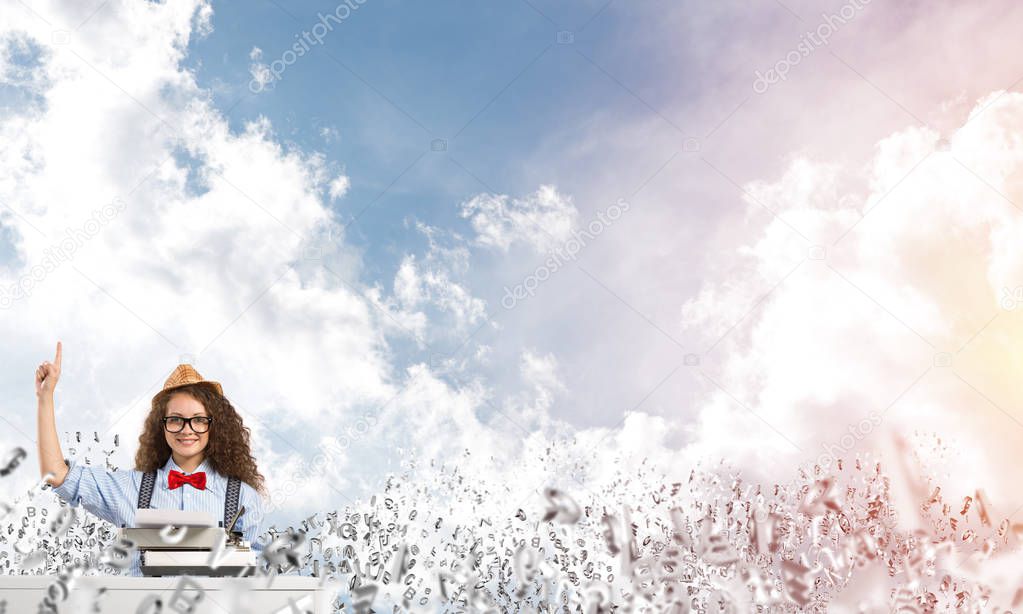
[36,341,62,398]
[36,341,68,486]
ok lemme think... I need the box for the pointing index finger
[55,341,62,369]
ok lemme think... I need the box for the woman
[36,341,267,576]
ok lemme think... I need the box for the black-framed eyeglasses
[162,416,213,433]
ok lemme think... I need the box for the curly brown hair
[134,383,266,497]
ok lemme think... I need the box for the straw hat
[156,364,224,400]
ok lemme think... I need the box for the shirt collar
[159,456,211,489]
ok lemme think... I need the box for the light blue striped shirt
[52,456,266,576]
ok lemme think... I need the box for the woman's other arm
[36,340,68,487]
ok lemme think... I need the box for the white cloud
[377,222,489,345]
[394,254,486,329]
[520,350,565,394]
[0,0,395,520]
[499,350,569,432]
[0,0,560,532]
[9,2,1021,574]
[248,60,272,91]
[327,173,350,200]
[681,91,1023,507]
[393,255,423,306]
[318,125,340,142]
[460,184,578,253]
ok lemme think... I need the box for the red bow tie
[168,469,206,491]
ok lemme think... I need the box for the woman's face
[164,392,210,462]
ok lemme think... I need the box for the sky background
[1,0,1023,540]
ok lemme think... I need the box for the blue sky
[177,0,715,430]
[6,2,1023,608]
[189,0,624,244]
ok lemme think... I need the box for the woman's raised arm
[36,340,69,487]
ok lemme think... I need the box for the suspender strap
[224,477,241,528]
[138,470,157,509]
[137,471,154,566]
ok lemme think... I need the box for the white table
[0,574,334,613]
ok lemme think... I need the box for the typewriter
[121,507,258,576]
